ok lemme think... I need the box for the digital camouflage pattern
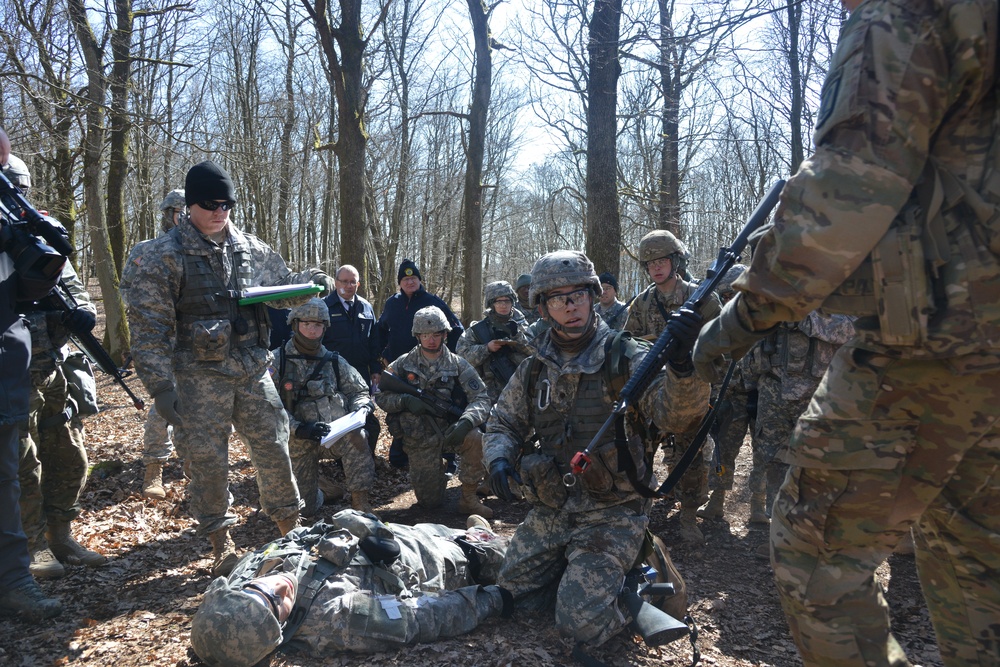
[127,220,316,534]
[595,299,628,330]
[698,2,1000,665]
[191,510,509,663]
[18,262,95,549]
[272,339,375,516]
[456,311,533,402]
[484,319,708,646]
[376,347,491,507]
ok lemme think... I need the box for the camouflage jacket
[484,320,709,512]
[595,299,628,330]
[376,346,491,438]
[271,339,374,438]
[120,235,163,308]
[755,313,855,401]
[128,220,323,396]
[738,0,1000,362]
[625,279,721,340]
[23,261,95,371]
[515,298,539,325]
[456,311,533,402]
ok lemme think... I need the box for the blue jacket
[322,293,380,381]
[377,286,464,363]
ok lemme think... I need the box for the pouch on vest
[191,319,232,362]
[519,453,567,509]
[63,351,99,417]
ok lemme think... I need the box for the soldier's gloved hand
[296,421,331,442]
[693,296,773,383]
[311,271,336,297]
[489,458,522,502]
[665,306,703,373]
[442,417,474,449]
[153,389,184,427]
[401,395,430,415]
[62,308,97,334]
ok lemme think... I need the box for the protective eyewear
[493,298,513,306]
[196,200,236,212]
[543,288,591,310]
[244,582,282,618]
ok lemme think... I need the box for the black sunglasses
[197,200,236,212]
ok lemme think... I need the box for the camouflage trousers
[752,375,812,510]
[173,368,301,536]
[402,427,485,508]
[142,403,174,464]
[661,429,709,509]
[771,343,1000,667]
[17,365,88,548]
[709,386,756,491]
[290,429,375,516]
[499,503,647,647]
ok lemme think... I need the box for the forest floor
[0,312,944,667]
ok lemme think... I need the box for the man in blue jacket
[376,259,463,468]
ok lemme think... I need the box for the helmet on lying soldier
[411,306,451,335]
[190,577,283,667]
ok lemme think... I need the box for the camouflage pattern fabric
[750,375,804,511]
[701,2,1000,665]
[456,312,533,402]
[192,510,509,659]
[625,278,721,510]
[595,299,628,331]
[708,354,756,491]
[484,320,708,646]
[141,405,173,465]
[376,347,491,507]
[515,298,539,325]
[272,340,375,515]
[127,220,313,534]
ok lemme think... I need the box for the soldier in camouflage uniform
[128,160,336,577]
[513,273,539,324]
[121,188,185,500]
[376,306,494,518]
[595,272,628,330]
[485,251,707,651]
[693,2,1000,664]
[624,230,721,542]
[271,298,375,516]
[190,509,511,667]
[457,280,533,403]
[11,157,106,580]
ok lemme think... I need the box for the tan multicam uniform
[625,278,721,511]
[271,340,375,516]
[376,347,491,507]
[484,320,708,647]
[128,220,322,535]
[717,2,1000,664]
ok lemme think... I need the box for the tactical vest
[173,231,269,351]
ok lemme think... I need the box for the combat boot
[457,483,494,519]
[275,512,300,536]
[678,508,704,543]
[317,476,346,502]
[142,462,166,500]
[697,489,726,519]
[29,546,65,580]
[208,528,238,577]
[351,490,373,514]
[467,514,493,532]
[749,492,769,525]
[47,520,106,567]
[0,580,62,622]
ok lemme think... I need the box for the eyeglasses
[244,582,282,619]
[646,257,672,270]
[543,288,591,310]
[196,200,236,212]
[493,298,513,306]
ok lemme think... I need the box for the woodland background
[1,0,844,359]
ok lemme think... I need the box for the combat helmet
[190,577,283,667]
[3,154,31,190]
[411,305,452,335]
[484,280,516,310]
[159,189,186,232]
[287,298,330,326]
[716,263,747,301]
[528,250,601,307]
[638,229,688,277]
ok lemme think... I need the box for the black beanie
[397,258,422,283]
[599,272,619,292]
[184,161,237,206]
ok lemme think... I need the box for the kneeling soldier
[273,299,375,515]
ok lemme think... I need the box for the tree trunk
[786,0,804,173]
[106,0,133,275]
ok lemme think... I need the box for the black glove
[489,458,522,502]
[401,394,430,415]
[665,306,703,371]
[311,272,336,297]
[153,389,184,427]
[62,308,97,334]
[296,421,331,442]
[442,418,474,449]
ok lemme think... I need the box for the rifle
[379,370,464,422]
[46,285,146,410]
[473,319,520,384]
[565,179,786,494]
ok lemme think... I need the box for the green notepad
[237,283,323,306]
